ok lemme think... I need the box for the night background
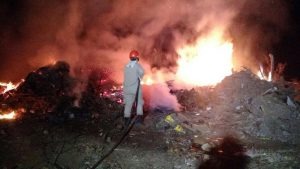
[275,0,300,80]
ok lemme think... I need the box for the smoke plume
[0,0,291,109]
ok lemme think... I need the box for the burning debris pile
[0,61,300,168]
[0,61,123,121]
[1,60,299,144]
[0,61,75,117]
[171,69,300,144]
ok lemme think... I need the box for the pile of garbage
[0,61,123,121]
[172,69,300,143]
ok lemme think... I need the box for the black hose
[90,115,137,169]
[90,79,141,169]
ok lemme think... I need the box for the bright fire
[142,30,234,86]
[0,82,20,120]
[0,81,20,94]
[175,30,233,86]
[0,111,16,120]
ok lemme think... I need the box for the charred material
[79,68,123,119]
[0,61,75,116]
[0,61,123,121]
[174,87,216,111]
[198,136,250,169]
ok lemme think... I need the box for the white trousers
[123,87,143,118]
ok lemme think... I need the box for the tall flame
[175,30,233,86]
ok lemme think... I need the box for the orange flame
[0,81,20,94]
[175,30,233,86]
[142,29,234,87]
[0,111,16,120]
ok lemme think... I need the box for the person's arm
[137,63,144,80]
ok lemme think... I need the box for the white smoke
[143,83,180,111]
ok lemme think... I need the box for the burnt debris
[0,61,123,121]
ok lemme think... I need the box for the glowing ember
[0,81,20,94]
[175,30,233,86]
[0,111,16,120]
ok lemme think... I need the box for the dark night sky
[0,0,300,82]
[274,0,300,80]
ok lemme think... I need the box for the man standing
[123,50,144,127]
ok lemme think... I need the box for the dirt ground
[0,108,299,169]
[0,111,194,169]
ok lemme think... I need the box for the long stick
[268,53,274,81]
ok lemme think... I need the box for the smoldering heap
[1,60,299,145]
[0,61,123,121]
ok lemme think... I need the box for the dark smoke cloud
[0,0,291,83]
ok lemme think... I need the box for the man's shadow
[198,136,250,169]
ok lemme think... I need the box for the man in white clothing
[123,50,144,127]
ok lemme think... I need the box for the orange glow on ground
[0,111,16,120]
